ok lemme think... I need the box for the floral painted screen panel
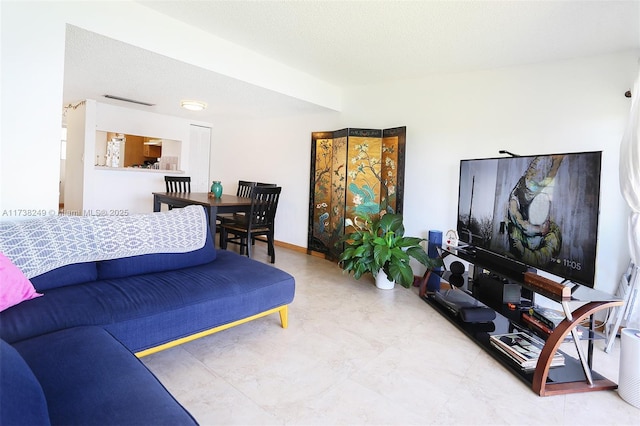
[331,135,347,240]
[345,131,383,218]
[308,127,405,259]
[382,126,406,215]
[308,131,346,258]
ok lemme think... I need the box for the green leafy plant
[337,213,442,288]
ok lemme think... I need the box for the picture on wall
[308,127,406,259]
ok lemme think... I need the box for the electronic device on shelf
[434,289,497,323]
[456,150,602,288]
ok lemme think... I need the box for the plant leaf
[406,245,429,265]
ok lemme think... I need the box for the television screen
[457,151,602,288]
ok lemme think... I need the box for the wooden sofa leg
[279,305,288,329]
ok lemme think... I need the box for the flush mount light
[180,100,207,111]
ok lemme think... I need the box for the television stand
[419,246,624,396]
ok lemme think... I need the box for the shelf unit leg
[561,301,594,385]
[587,315,595,368]
[533,300,621,395]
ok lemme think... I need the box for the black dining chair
[164,176,191,210]
[216,180,256,226]
[220,186,281,263]
[248,183,276,243]
[237,180,256,197]
[164,176,191,193]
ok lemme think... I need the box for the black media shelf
[418,245,623,396]
[421,293,610,389]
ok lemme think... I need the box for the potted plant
[337,213,442,289]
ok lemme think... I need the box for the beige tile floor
[142,244,639,425]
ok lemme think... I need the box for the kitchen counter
[94,166,185,174]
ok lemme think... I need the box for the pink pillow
[0,252,42,312]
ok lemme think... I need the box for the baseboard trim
[273,239,307,254]
[250,237,309,254]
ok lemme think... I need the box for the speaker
[427,230,442,258]
[450,261,465,275]
[475,273,521,305]
[448,261,466,288]
[426,230,443,292]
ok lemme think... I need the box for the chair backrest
[247,186,281,230]
[237,180,256,197]
[165,176,191,193]
[256,182,277,187]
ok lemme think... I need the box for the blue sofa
[0,206,295,425]
[1,327,198,425]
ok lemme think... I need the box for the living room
[1,1,639,423]
[2,2,637,296]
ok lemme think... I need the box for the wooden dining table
[152,192,252,237]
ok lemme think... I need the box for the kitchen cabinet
[121,134,144,166]
[143,144,161,158]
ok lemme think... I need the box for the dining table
[152,192,252,238]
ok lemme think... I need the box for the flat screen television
[456,151,602,288]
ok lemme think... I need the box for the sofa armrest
[12,327,197,425]
[0,339,50,426]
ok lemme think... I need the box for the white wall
[211,111,341,247]
[1,2,67,213]
[337,52,638,294]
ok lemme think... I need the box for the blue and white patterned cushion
[0,206,208,279]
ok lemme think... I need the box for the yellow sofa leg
[279,305,288,329]
[136,304,290,358]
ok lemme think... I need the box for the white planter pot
[375,270,395,290]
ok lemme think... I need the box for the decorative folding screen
[308,127,406,259]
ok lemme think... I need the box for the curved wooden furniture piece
[421,250,624,397]
[532,300,623,396]
[418,269,434,298]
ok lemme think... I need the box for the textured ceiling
[138,0,639,85]
[63,25,328,122]
[63,1,640,122]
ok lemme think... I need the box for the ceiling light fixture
[180,100,207,111]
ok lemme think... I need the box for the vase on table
[211,181,223,199]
